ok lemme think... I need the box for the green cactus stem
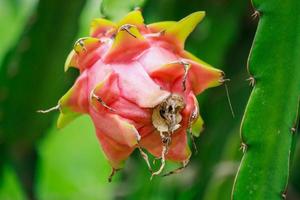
[232,0,300,199]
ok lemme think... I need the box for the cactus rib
[232,0,300,199]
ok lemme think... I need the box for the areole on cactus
[47,10,225,180]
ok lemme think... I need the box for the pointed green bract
[90,18,117,36]
[57,89,82,129]
[104,25,149,62]
[64,37,101,71]
[56,73,89,128]
[191,115,204,137]
[182,50,216,70]
[117,10,144,27]
[148,21,176,32]
[64,50,77,72]
[165,11,205,48]
[73,37,100,53]
[57,109,81,129]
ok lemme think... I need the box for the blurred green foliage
[0,0,37,65]
[101,0,146,21]
[0,165,26,200]
[0,0,299,200]
[36,116,114,200]
[0,0,86,198]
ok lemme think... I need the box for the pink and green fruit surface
[57,10,224,179]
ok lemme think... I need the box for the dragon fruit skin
[58,11,224,174]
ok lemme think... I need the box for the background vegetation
[0,0,299,199]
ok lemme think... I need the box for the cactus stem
[291,127,296,134]
[281,192,287,200]
[293,97,300,131]
[37,104,60,113]
[232,1,300,198]
[290,97,300,134]
[251,10,260,20]
[240,142,248,154]
[246,76,256,87]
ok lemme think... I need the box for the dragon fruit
[56,10,224,180]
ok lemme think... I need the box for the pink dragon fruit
[56,10,224,180]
